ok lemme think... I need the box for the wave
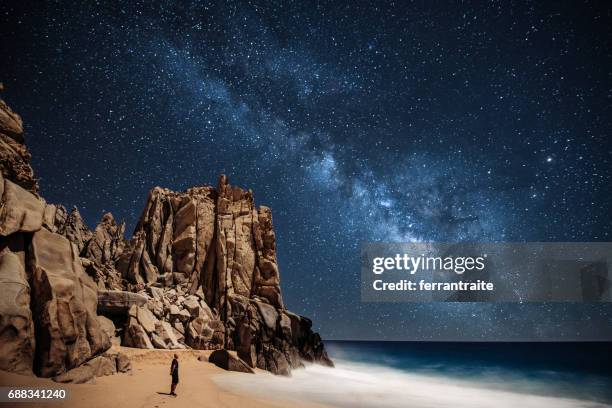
[214,359,611,408]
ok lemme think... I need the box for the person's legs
[171,382,176,395]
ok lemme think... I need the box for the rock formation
[0,89,331,379]
[0,90,130,381]
[109,175,332,374]
[207,349,254,374]
[0,85,38,194]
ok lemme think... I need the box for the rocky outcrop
[28,228,111,377]
[0,87,38,193]
[112,175,332,375]
[83,213,126,290]
[97,290,147,314]
[116,177,284,310]
[0,92,125,382]
[0,91,331,378]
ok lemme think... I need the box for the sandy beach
[0,347,330,408]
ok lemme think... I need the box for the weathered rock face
[117,185,218,294]
[28,228,111,377]
[114,175,332,375]
[0,173,45,236]
[0,92,38,193]
[83,213,126,290]
[0,93,118,381]
[119,176,284,309]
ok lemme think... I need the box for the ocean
[214,341,612,408]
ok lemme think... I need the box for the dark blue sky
[2,0,611,340]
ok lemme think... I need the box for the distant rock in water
[0,89,332,379]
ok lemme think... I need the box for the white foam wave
[214,360,610,408]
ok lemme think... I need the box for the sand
[0,347,331,408]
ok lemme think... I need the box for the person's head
[174,353,178,360]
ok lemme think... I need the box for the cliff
[0,90,331,381]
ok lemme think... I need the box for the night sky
[2,1,611,340]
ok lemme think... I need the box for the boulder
[255,301,278,331]
[136,305,158,334]
[123,318,153,349]
[86,354,117,377]
[96,315,120,346]
[182,296,200,317]
[149,286,164,302]
[116,352,132,373]
[155,321,180,349]
[98,290,148,314]
[208,349,254,374]
[52,364,95,384]
[28,228,111,377]
[150,333,167,349]
[0,174,44,236]
[185,316,214,349]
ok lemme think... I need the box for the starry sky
[2,1,611,340]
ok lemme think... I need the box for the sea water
[214,341,612,407]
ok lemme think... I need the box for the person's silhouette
[170,354,179,396]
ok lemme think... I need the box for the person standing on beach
[170,354,179,396]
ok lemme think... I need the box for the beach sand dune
[0,347,330,408]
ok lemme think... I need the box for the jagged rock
[255,301,278,330]
[82,213,125,290]
[61,207,93,254]
[0,173,45,236]
[268,348,291,376]
[84,213,125,266]
[182,296,200,317]
[149,286,164,302]
[207,349,254,374]
[0,234,35,375]
[150,333,167,349]
[42,204,67,233]
[0,96,38,193]
[134,305,158,334]
[154,321,181,349]
[173,319,185,334]
[98,290,148,314]
[28,228,111,377]
[41,204,94,254]
[123,318,153,349]
[185,316,214,349]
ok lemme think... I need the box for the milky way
[2,1,611,340]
